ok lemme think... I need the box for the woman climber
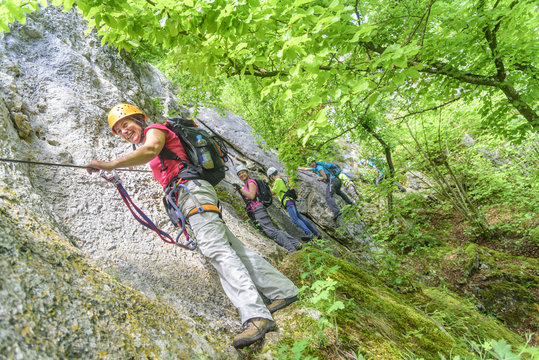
[85,103,298,349]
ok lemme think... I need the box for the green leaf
[328,0,339,9]
[367,92,379,105]
[294,0,314,6]
[326,265,340,275]
[339,95,350,105]
[352,79,369,93]
[327,301,345,313]
[315,108,328,124]
[393,72,406,86]
[289,12,306,24]
[307,95,321,107]
[392,54,408,68]
[404,68,420,79]
[284,89,293,101]
[86,6,100,18]
[63,0,75,12]
[489,339,519,360]
[0,22,9,32]
[218,3,234,20]
[235,42,248,51]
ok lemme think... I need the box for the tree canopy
[1,0,537,140]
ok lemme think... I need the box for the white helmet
[236,164,248,175]
[267,167,278,177]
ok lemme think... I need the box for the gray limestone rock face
[0,5,375,358]
[0,7,238,357]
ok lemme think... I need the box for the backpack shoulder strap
[157,122,199,173]
[158,146,192,172]
[317,162,330,174]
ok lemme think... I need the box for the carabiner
[99,170,120,184]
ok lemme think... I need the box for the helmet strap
[139,124,146,144]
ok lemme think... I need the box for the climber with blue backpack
[234,165,302,252]
[298,157,355,221]
[85,104,298,349]
[360,158,406,192]
[266,167,321,241]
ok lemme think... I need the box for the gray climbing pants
[325,176,354,217]
[177,180,298,323]
[253,205,301,252]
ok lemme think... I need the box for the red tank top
[145,124,188,190]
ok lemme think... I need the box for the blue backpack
[317,162,342,177]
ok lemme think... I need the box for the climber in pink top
[234,165,302,252]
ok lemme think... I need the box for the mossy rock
[215,184,249,220]
[266,247,526,359]
[0,197,232,359]
[405,241,538,337]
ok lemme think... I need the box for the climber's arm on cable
[85,128,166,173]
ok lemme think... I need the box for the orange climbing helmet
[108,103,147,134]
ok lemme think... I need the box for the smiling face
[237,170,249,183]
[114,118,143,144]
[309,160,316,168]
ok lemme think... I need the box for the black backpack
[280,178,298,207]
[253,178,273,207]
[158,117,229,186]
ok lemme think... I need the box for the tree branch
[392,97,462,121]
[420,63,537,127]
[354,0,362,25]
[404,4,430,46]
[314,105,371,151]
[483,3,506,82]
[419,1,434,47]
[419,64,499,86]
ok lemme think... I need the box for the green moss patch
[269,248,526,359]
[0,197,228,359]
[403,240,538,337]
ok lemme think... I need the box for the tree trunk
[361,122,394,224]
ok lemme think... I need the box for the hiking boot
[232,318,277,349]
[301,235,313,242]
[332,212,342,221]
[267,295,299,314]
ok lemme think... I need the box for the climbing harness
[164,177,223,223]
[0,157,151,173]
[187,204,222,219]
[99,170,197,251]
